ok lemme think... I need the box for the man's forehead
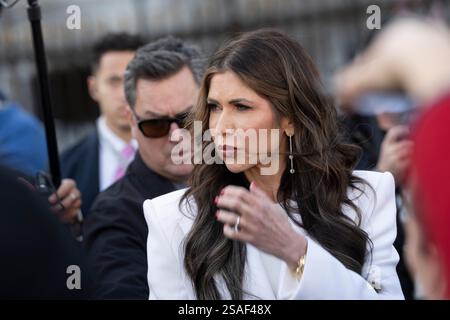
[97,51,135,71]
[135,75,197,116]
[135,99,192,118]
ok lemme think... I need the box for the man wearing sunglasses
[84,36,201,299]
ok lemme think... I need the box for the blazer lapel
[177,196,196,236]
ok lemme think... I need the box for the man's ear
[280,116,294,136]
[87,76,98,102]
[126,106,134,126]
[125,106,138,139]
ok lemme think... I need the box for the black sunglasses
[132,110,190,138]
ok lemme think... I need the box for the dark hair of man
[91,32,144,74]
[124,36,203,109]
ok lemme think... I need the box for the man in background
[61,33,144,217]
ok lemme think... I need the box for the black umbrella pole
[27,0,61,188]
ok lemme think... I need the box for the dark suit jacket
[60,130,100,217]
[84,152,176,299]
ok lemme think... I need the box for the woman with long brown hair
[144,29,403,299]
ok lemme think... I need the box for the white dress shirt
[143,170,404,300]
[97,116,137,191]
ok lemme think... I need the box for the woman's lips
[218,145,238,157]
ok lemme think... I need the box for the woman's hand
[48,179,82,224]
[215,182,307,270]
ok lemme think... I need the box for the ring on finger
[234,216,240,233]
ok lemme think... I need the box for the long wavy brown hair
[180,29,372,300]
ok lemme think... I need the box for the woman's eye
[235,103,251,111]
[207,103,220,111]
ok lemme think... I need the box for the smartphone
[354,93,418,126]
[355,93,416,115]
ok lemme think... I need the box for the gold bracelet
[293,254,306,279]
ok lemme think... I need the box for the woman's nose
[214,112,235,136]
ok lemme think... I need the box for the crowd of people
[1,14,450,300]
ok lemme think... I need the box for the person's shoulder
[143,188,194,231]
[91,173,145,210]
[0,104,44,137]
[4,104,39,125]
[85,178,147,245]
[60,130,98,172]
[350,170,396,225]
[61,130,98,160]
[144,188,189,216]
[150,188,188,205]
[352,170,395,193]
[90,179,127,210]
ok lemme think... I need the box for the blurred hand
[376,125,414,186]
[335,17,450,108]
[48,179,82,224]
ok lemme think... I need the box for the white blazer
[143,170,404,300]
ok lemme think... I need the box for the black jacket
[84,152,176,299]
[0,166,91,299]
[60,130,100,217]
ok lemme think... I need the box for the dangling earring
[288,134,295,174]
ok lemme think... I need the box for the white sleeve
[277,172,404,300]
[143,199,190,300]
